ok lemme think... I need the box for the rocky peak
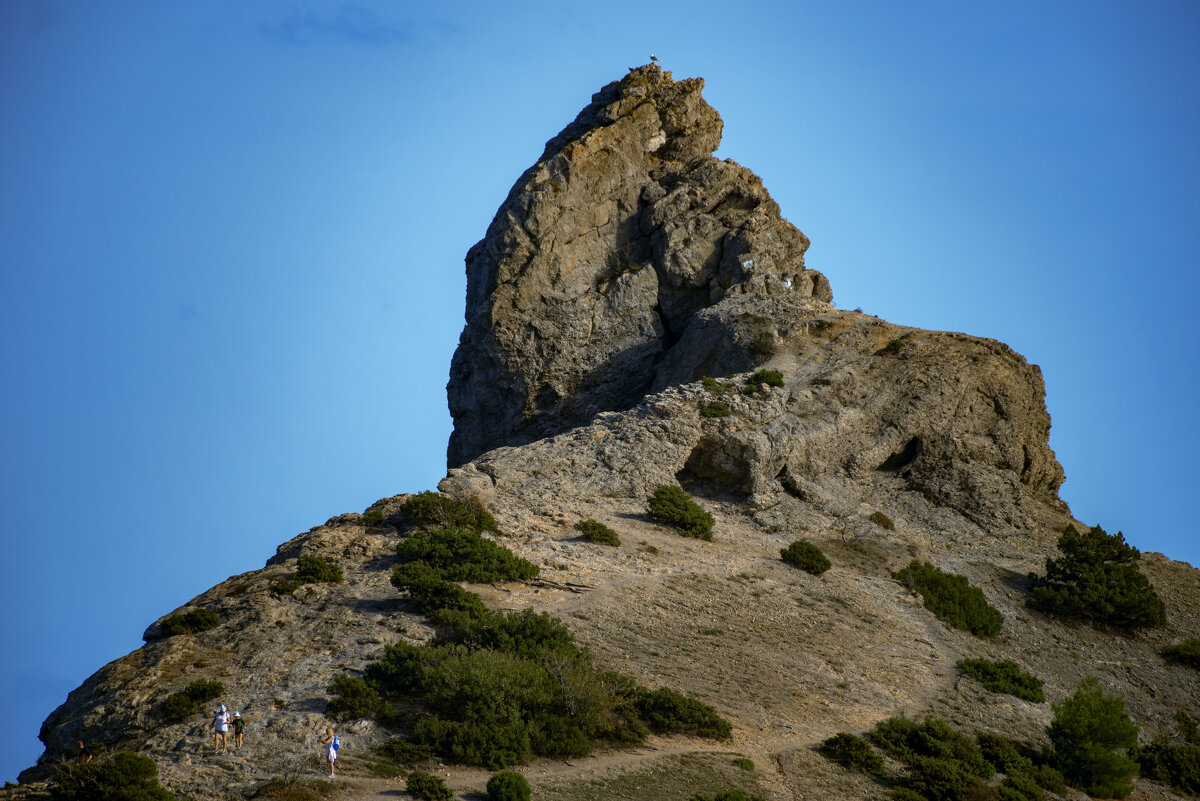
[447,64,832,467]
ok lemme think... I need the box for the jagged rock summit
[448,64,832,468]
[15,66,1200,801]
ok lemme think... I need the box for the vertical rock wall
[447,65,831,467]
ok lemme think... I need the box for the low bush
[733,757,755,771]
[161,694,196,723]
[634,687,731,739]
[869,511,895,530]
[487,770,531,801]
[397,527,539,583]
[1047,676,1138,798]
[296,555,343,584]
[574,518,620,546]
[817,732,884,774]
[1178,709,1200,744]
[957,658,1045,702]
[1028,524,1165,629]
[376,737,435,766]
[700,401,731,418]
[997,769,1042,801]
[976,732,1035,774]
[900,754,992,801]
[1162,638,1200,670]
[691,792,766,801]
[54,752,176,801]
[893,561,1003,637]
[869,716,993,778]
[361,508,387,527]
[1138,739,1200,795]
[162,678,226,722]
[325,675,383,721]
[251,778,337,800]
[780,541,831,575]
[743,369,784,393]
[647,485,714,540]
[406,770,453,801]
[150,608,218,640]
[402,491,499,535]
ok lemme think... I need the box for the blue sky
[2,0,1197,784]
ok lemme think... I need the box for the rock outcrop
[15,66,1200,801]
[447,64,831,467]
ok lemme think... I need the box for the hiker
[319,727,338,777]
[74,741,92,764]
[211,705,230,753]
[231,711,245,749]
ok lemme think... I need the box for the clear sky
[2,0,1197,785]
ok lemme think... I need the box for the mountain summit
[448,64,830,468]
[14,66,1199,801]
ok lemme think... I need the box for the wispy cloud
[259,5,412,47]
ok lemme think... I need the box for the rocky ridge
[13,66,1200,801]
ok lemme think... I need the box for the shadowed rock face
[447,64,831,468]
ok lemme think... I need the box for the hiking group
[209,705,245,754]
[211,706,339,777]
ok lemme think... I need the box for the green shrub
[743,369,784,392]
[1138,739,1200,795]
[647,485,714,540]
[700,401,731,418]
[163,678,225,722]
[732,757,754,771]
[691,792,766,801]
[405,770,453,801]
[900,755,992,801]
[1029,525,1166,629]
[326,675,383,721]
[455,608,577,659]
[997,769,1043,801]
[869,511,895,530]
[817,732,884,774]
[150,608,218,640]
[976,732,1036,774]
[957,659,1044,702]
[1178,709,1200,744]
[634,687,731,739]
[402,491,498,535]
[868,716,992,778]
[397,527,539,583]
[574,518,620,546]
[1032,764,1067,796]
[376,738,435,766]
[1162,638,1200,670]
[1047,676,1138,798]
[183,678,224,703]
[893,561,1003,637]
[361,508,387,527]
[251,778,337,800]
[780,541,831,575]
[54,752,176,801]
[702,376,721,391]
[486,770,531,801]
[295,554,343,584]
[161,693,196,723]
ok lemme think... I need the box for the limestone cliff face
[447,64,831,468]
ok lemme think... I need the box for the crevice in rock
[654,301,681,349]
[876,436,923,472]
